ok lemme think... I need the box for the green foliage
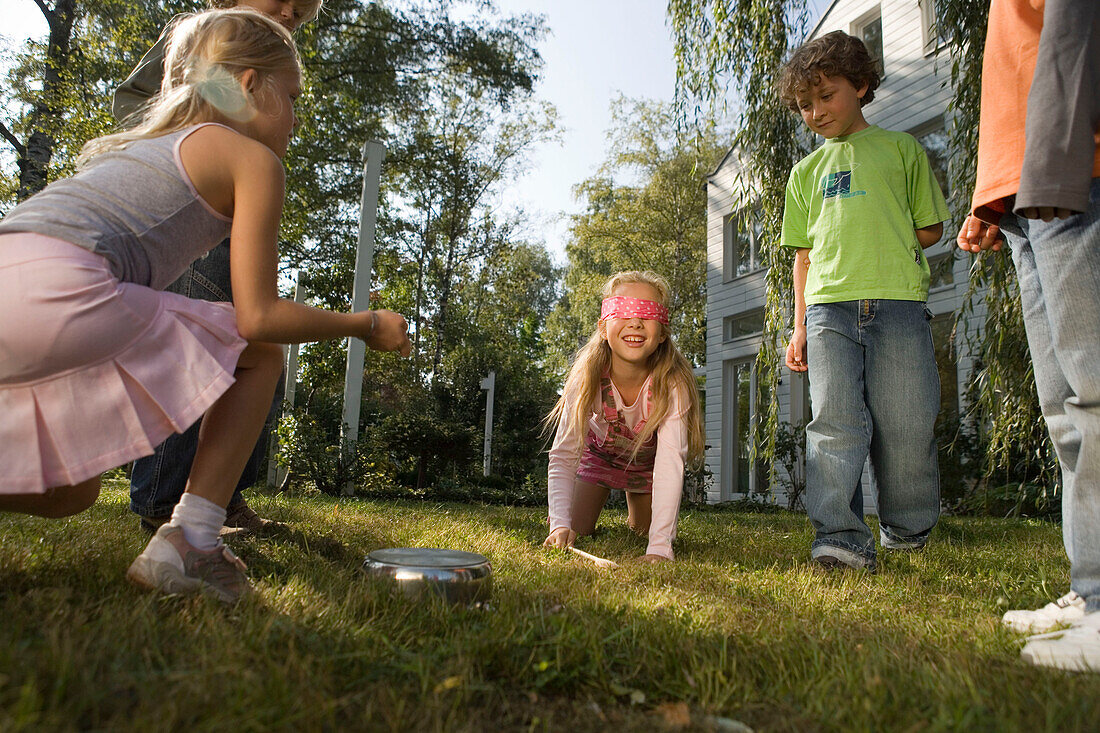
[668,0,811,482]
[772,420,807,511]
[373,411,477,489]
[3,482,1097,730]
[2,0,201,204]
[276,406,387,496]
[547,97,720,374]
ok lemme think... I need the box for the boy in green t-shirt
[779,31,950,571]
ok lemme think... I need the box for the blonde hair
[547,271,705,467]
[210,0,324,25]
[78,9,299,166]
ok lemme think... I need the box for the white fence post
[267,271,307,489]
[341,140,386,494]
[479,370,496,476]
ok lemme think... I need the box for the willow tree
[669,0,1055,507]
[668,0,811,480]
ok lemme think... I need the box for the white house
[703,0,975,509]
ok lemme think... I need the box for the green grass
[1,481,1097,732]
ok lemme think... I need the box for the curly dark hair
[776,30,880,111]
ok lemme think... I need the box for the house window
[928,253,955,291]
[723,308,765,342]
[852,7,884,80]
[723,208,765,281]
[911,118,950,196]
[920,0,952,54]
[723,358,771,498]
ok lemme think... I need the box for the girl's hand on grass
[632,554,669,564]
[543,527,576,550]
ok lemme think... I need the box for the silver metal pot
[362,547,492,605]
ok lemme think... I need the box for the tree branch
[32,0,51,23]
[0,120,27,157]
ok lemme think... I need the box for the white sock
[169,493,227,551]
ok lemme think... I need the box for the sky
[489,0,680,261]
[2,0,682,263]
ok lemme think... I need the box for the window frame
[723,308,766,343]
[920,0,952,56]
[722,207,766,282]
[851,6,885,81]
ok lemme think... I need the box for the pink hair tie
[600,296,669,325]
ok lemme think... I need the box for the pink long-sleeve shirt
[547,376,689,559]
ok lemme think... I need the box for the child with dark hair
[780,31,950,571]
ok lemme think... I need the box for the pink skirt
[0,233,247,493]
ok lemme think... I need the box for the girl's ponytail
[78,9,299,166]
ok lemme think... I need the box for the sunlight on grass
[1,481,1097,731]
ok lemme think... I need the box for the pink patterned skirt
[0,233,247,493]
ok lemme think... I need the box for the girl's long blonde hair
[78,9,299,167]
[547,271,705,466]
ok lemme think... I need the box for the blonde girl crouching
[0,9,411,602]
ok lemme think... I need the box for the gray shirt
[1016,0,1100,214]
[0,125,232,289]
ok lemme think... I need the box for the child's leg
[0,476,101,518]
[570,479,610,536]
[185,340,284,509]
[127,341,281,603]
[804,301,876,567]
[863,300,940,548]
[625,491,652,535]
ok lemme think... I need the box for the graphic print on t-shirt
[821,169,866,201]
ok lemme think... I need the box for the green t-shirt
[781,125,950,304]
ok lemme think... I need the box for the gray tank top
[0,123,233,290]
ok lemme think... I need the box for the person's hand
[1019,206,1073,222]
[365,310,412,357]
[543,527,576,550]
[785,328,808,372]
[956,214,1002,253]
[631,553,670,564]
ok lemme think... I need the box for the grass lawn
[1,480,1097,731]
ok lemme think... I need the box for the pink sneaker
[127,524,251,603]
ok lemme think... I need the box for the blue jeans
[129,240,282,518]
[1001,178,1100,612]
[804,300,941,567]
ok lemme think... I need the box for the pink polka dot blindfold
[599,296,669,325]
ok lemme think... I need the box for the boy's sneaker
[811,544,875,572]
[879,527,927,551]
[138,500,286,536]
[225,501,288,535]
[1019,611,1100,673]
[1002,591,1086,633]
[126,524,251,604]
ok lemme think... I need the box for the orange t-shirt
[971,0,1100,223]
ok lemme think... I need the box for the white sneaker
[1002,591,1086,633]
[1020,611,1100,673]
